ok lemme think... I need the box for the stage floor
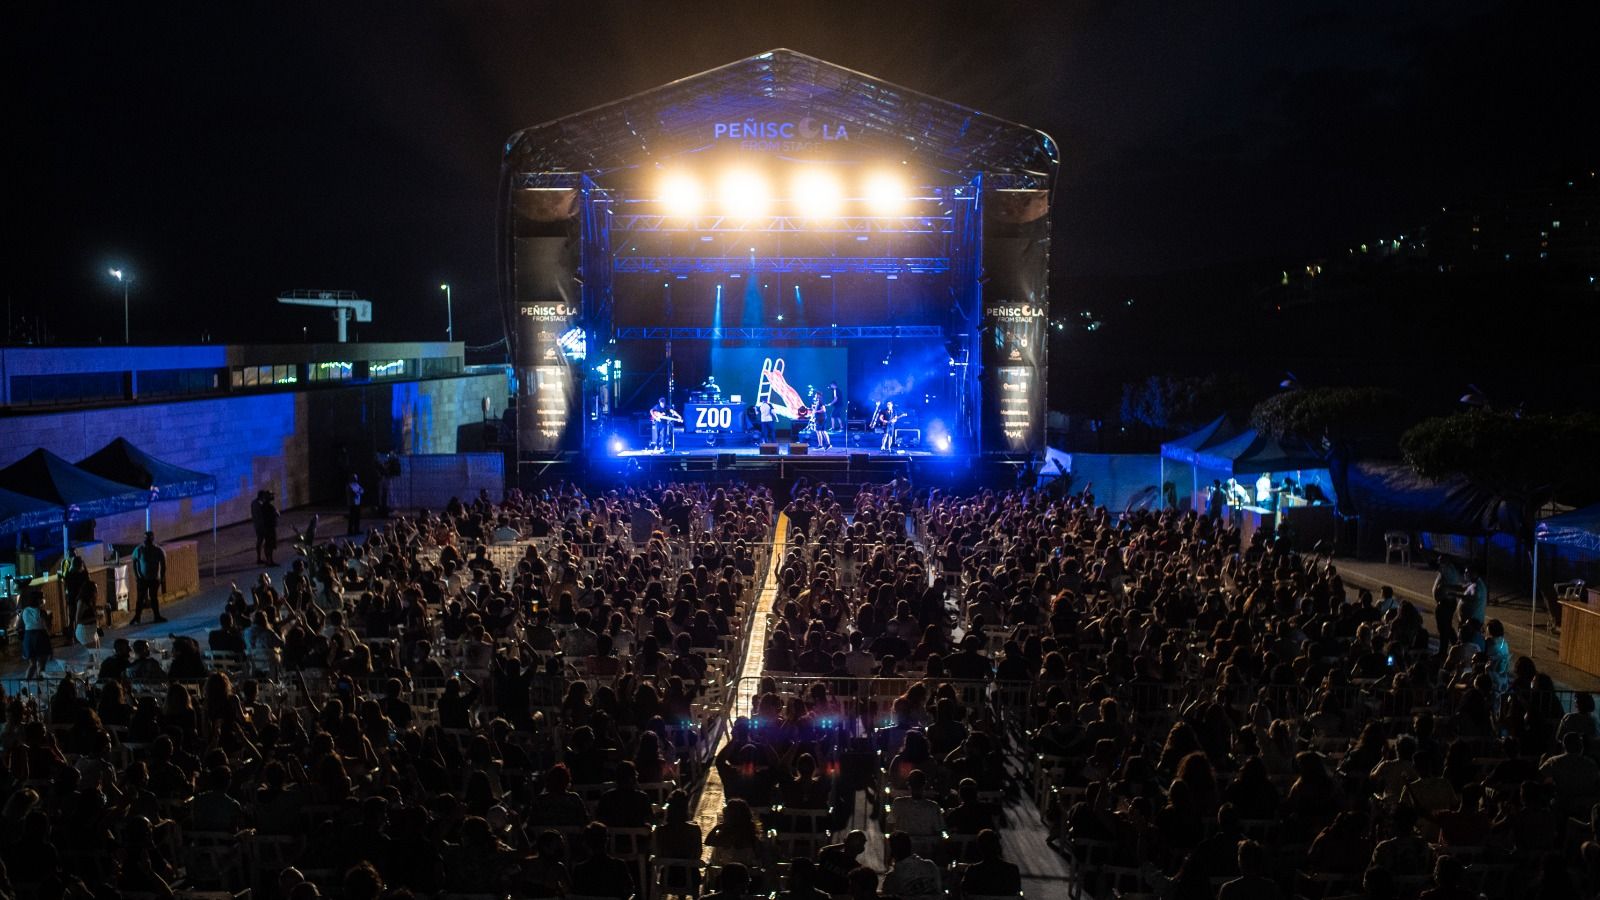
[617,446,933,459]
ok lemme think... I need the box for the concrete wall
[0,372,506,545]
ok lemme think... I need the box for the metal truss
[608,215,955,234]
[614,325,945,341]
[612,256,950,275]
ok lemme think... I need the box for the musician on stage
[757,397,776,443]
[701,375,721,399]
[650,397,681,451]
[826,381,842,432]
[809,388,832,450]
[877,401,902,451]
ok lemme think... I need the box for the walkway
[3,506,350,681]
[1335,556,1600,693]
[692,512,790,848]
[686,508,1072,895]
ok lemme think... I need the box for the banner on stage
[712,117,851,154]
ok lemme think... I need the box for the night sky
[11,1,1598,349]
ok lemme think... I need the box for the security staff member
[130,531,168,625]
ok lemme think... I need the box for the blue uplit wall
[0,373,505,545]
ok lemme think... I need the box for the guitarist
[649,397,682,451]
[809,388,833,450]
[876,401,905,451]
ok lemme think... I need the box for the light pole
[439,283,454,341]
[109,268,131,343]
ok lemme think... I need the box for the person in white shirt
[18,591,53,680]
[757,398,776,443]
[888,770,945,836]
[881,831,943,900]
[844,632,875,678]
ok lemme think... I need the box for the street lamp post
[439,283,453,341]
[109,268,131,343]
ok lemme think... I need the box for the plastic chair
[1383,531,1410,565]
[653,856,705,900]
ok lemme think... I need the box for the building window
[139,368,223,399]
[419,357,463,378]
[368,359,410,379]
[231,364,298,389]
[309,361,354,383]
[8,372,125,407]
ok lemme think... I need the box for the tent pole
[1192,464,1199,514]
[1530,541,1538,662]
[1159,458,1165,510]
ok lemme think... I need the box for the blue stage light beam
[741,251,764,327]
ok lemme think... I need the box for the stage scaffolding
[501,49,1057,462]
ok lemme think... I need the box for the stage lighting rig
[864,171,909,215]
[718,168,770,219]
[792,169,843,219]
[658,172,704,217]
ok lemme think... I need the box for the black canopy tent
[0,487,65,537]
[1532,503,1600,661]
[77,438,220,578]
[0,448,149,574]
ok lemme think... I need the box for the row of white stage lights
[656,168,911,219]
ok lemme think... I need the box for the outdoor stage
[584,440,983,487]
[617,445,933,459]
[502,49,1056,479]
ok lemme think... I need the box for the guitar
[649,409,684,424]
[875,412,908,431]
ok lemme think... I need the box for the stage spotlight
[658,172,704,217]
[609,436,626,455]
[934,434,952,453]
[792,169,843,219]
[863,171,908,215]
[718,168,770,219]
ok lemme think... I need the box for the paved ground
[3,506,356,680]
[1334,556,1599,693]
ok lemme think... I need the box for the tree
[1250,386,1414,457]
[1401,409,1600,517]
[1119,373,1252,434]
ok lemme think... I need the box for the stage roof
[505,49,1058,185]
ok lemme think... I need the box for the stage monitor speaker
[789,443,809,455]
[759,443,779,456]
[850,452,869,466]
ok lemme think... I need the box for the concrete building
[0,342,507,546]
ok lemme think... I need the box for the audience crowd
[2,474,1597,900]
